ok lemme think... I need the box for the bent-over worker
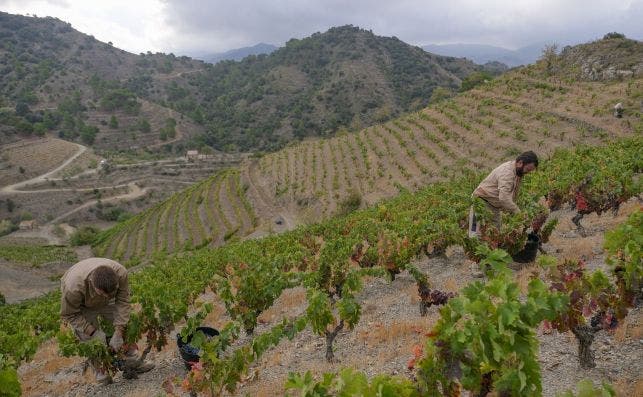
[60,257,154,385]
[468,151,539,237]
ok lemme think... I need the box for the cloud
[1,0,168,53]
[2,0,642,54]
[159,0,643,54]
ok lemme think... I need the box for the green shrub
[338,189,362,215]
[460,71,493,92]
[0,354,21,397]
[0,220,17,237]
[603,32,625,40]
[70,226,99,246]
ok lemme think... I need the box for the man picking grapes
[468,151,539,237]
[60,257,154,385]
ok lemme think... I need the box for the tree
[15,102,30,117]
[6,199,15,212]
[80,124,99,145]
[109,115,118,129]
[460,71,493,92]
[603,32,625,40]
[540,44,559,76]
[135,118,150,133]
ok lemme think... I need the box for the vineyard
[92,169,258,263]
[1,137,640,396]
[1,34,641,395]
[246,66,640,220]
[0,244,77,267]
[94,65,642,260]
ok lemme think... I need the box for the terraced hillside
[97,37,642,261]
[93,169,257,262]
[245,66,641,221]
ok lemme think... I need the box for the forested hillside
[0,14,489,153]
[180,25,486,151]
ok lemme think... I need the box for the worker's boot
[95,370,113,385]
[123,348,155,374]
[134,360,155,374]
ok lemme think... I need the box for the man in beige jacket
[468,151,538,237]
[60,257,153,384]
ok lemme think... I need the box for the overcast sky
[1,0,641,55]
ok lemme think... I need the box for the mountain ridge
[0,14,488,153]
[190,42,279,64]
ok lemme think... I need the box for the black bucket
[511,233,540,263]
[176,326,219,368]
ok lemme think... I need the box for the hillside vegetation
[0,14,487,154]
[0,12,205,152]
[182,25,485,151]
[96,36,642,261]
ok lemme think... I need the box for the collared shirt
[472,160,521,214]
[60,258,130,333]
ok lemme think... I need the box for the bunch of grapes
[589,311,618,330]
[181,344,201,356]
[419,283,456,308]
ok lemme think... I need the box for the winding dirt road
[48,182,147,224]
[1,142,87,193]
[0,143,149,224]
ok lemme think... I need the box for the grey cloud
[0,0,70,9]
[159,0,642,55]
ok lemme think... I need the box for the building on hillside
[19,220,38,230]
[186,150,199,161]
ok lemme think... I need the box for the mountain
[0,14,489,154]
[178,25,486,152]
[192,43,278,64]
[423,42,560,67]
[0,12,207,152]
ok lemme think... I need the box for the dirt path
[48,182,147,224]
[1,143,87,193]
[154,68,204,81]
[242,160,296,233]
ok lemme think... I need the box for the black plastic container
[176,326,219,368]
[511,233,540,263]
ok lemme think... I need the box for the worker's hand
[84,324,96,337]
[88,329,107,344]
[109,331,124,352]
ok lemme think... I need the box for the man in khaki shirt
[60,257,153,384]
[468,151,538,237]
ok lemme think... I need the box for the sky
[1,0,641,56]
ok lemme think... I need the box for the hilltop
[555,33,643,80]
[182,25,486,151]
[0,11,206,153]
